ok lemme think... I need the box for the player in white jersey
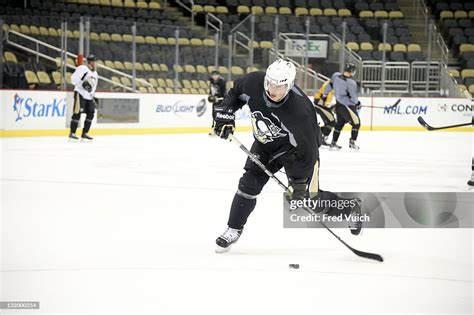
[69,55,99,141]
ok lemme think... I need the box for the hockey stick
[228,134,384,262]
[417,116,473,131]
[362,98,401,110]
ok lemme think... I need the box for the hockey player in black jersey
[208,69,227,135]
[213,59,363,253]
[313,80,336,146]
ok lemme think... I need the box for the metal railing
[5,29,141,92]
[411,61,441,94]
[360,61,441,94]
[269,47,328,95]
[175,0,195,27]
[328,32,363,81]
[411,1,457,97]
[361,61,383,90]
[444,74,471,98]
[413,0,430,35]
[384,62,411,92]
[205,13,223,43]
[227,14,255,82]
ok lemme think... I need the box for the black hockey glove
[288,178,308,201]
[92,97,99,109]
[208,95,216,103]
[214,108,235,139]
[82,80,92,92]
[355,101,362,111]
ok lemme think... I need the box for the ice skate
[321,136,330,147]
[468,172,474,186]
[215,227,242,253]
[349,139,359,151]
[348,198,363,235]
[68,133,79,142]
[81,133,93,142]
[329,141,341,151]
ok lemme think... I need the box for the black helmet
[211,69,220,75]
[343,62,357,74]
[87,54,97,62]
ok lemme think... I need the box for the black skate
[348,198,363,235]
[329,141,341,151]
[81,133,93,142]
[68,133,79,141]
[349,139,359,151]
[468,174,474,187]
[215,227,243,253]
[321,136,330,146]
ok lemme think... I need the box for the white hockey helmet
[264,59,296,98]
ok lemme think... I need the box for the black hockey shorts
[335,103,360,127]
[238,141,320,197]
[73,92,96,115]
[314,104,335,125]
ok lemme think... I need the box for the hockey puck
[289,264,299,269]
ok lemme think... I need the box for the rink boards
[0,89,472,136]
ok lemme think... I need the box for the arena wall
[0,90,472,137]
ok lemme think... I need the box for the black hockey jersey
[221,71,321,179]
[209,77,227,98]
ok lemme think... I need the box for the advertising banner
[1,90,472,135]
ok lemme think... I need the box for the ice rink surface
[1,131,473,315]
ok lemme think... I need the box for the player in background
[324,63,361,151]
[212,59,363,253]
[208,69,227,135]
[313,80,336,146]
[69,54,98,141]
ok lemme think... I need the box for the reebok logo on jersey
[216,112,235,120]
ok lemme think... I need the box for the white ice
[1,131,473,315]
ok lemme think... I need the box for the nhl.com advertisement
[371,97,472,128]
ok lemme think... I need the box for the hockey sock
[332,128,341,143]
[227,191,257,229]
[70,113,80,134]
[351,125,360,141]
[83,112,94,134]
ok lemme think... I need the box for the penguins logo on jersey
[210,84,220,96]
[251,111,287,144]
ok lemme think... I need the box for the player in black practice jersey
[313,80,336,146]
[208,69,227,135]
[213,59,363,253]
